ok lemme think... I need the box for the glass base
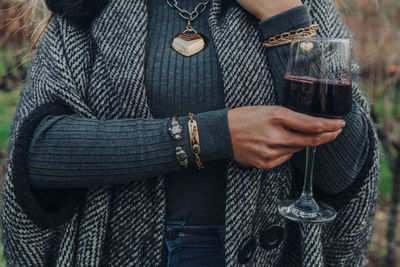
[278,199,336,224]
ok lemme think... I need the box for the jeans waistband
[165,221,225,251]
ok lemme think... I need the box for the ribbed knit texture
[146,0,229,227]
[146,1,225,118]
[259,5,312,41]
[27,111,232,188]
[1,1,380,266]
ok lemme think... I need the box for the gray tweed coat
[2,0,379,266]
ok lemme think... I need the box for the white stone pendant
[170,26,208,57]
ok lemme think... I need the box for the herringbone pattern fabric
[2,0,379,266]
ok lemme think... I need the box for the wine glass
[278,37,352,223]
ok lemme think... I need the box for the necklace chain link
[167,0,210,25]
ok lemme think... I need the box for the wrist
[194,108,234,161]
[256,1,303,20]
[258,5,312,41]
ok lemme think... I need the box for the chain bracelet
[167,0,210,25]
[262,24,318,48]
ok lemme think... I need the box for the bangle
[262,24,317,48]
[188,112,205,170]
[168,116,182,141]
[176,146,189,168]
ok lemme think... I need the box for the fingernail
[339,120,346,127]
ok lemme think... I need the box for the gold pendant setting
[170,25,208,57]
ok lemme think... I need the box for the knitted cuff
[258,5,312,40]
[177,108,234,164]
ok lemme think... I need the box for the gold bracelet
[188,112,205,170]
[262,24,318,48]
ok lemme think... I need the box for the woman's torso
[146,0,228,226]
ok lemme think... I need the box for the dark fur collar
[45,0,109,27]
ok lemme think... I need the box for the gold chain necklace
[167,0,210,57]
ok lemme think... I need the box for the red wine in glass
[282,75,352,118]
[278,37,352,224]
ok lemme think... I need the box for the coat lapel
[90,0,152,119]
[209,0,277,108]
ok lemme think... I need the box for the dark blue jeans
[165,221,226,267]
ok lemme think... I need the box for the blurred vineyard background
[0,0,400,266]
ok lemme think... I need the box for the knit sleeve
[28,108,233,188]
[258,5,312,41]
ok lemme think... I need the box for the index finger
[279,107,346,134]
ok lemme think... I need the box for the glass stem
[301,146,317,200]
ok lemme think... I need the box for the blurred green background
[0,0,400,266]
